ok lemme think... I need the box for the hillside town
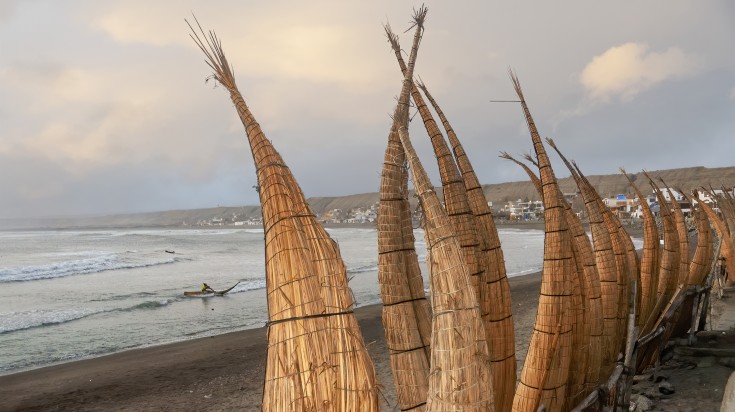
[190,187,735,227]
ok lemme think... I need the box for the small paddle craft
[184,281,240,297]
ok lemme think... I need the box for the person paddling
[201,283,215,293]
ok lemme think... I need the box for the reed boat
[183,282,240,297]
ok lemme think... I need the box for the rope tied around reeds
[382,296,428,307]
[264,309,356,328]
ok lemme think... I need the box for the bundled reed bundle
[714,189,735,235]
[664,187,711,339]
[713,189,735,273]
[672,192,690,285]
[274,113,379,410]
[641,174,680,334]
[659,180,690,286]
[378,122,431,411]
[681,191,713,287]
[572,162,634,347]
[386,26,483,307]
[546,141,619,370]
[510,72,573,412]
[189,20,378,410]
[418,80,516,411]
[377,18,432,411]
[391,8,494,410]
[621,169,660,330]
[385,29,512,410]
[501,150,603,404]
[543,142,612,385]
[695,190,735,282]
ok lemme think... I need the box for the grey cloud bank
[0,1,733,218]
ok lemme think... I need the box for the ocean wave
[0,254,177,283]
[347,264,378,274]
[115,229,243,237]
[0,308,100,334]
[507,267,542,277]
[229,279,267,293]
[0,298,179,334]
[89,291,159,302]
[125,298,177,311]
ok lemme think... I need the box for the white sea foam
[0,298,181,334]
[0,254,177,282]
[229,278,267,293]
[0,309,100,334]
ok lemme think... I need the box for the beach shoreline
[0,271,546,412]
[0,222,647,411]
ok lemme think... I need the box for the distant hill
[3,166,734,230]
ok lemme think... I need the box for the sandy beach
[0,222,654,411]
[0,270,543,412]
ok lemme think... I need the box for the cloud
[0,0,18,24]
[580,42,700,102]
[90,2,395,93]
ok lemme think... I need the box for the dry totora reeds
[574,162,633,354]
[502,149,603,405]
[621,169,660,329]
[188,18,378,411]
[660,180,690,286]
[386,29,511,410]
[419,79,516,412]
[695,190,735,282]
[682,191,713,287]
[377,18,432,412]
[548,140,619,372]
[392,7,494,410]
[642,173,680,335]
[510,72,573,412]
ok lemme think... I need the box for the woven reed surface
[573,164,631,355]
[687,204,713,286]
[510,74,573,412]
[238,93,380,411]
[285,181,355,311]
[419,81,516,412]
[623,173,660,329]
[502,151,603,405]
[667,190,690,286]
[560,198,601,405]
[599,203,630,352]
[207,64,336,411]
[697,197,735,281]
[279,160,380,409]
[572,172,620,369]
[408,74,510,411]
[288,173,377,407]
[392,10,493,410]
[378,122,431,411]
[606,202,639,338]
[643,181,681,335]
[189,26,379,410]
[399,129,494,411]
[541,143,606,394]
[717,195,735,236]
[716,195,735,281]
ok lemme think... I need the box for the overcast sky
[0,1,733,219]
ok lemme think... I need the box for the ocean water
[0,226,639,375]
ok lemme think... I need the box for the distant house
[603,194,638,218]
[501,199,544,221]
